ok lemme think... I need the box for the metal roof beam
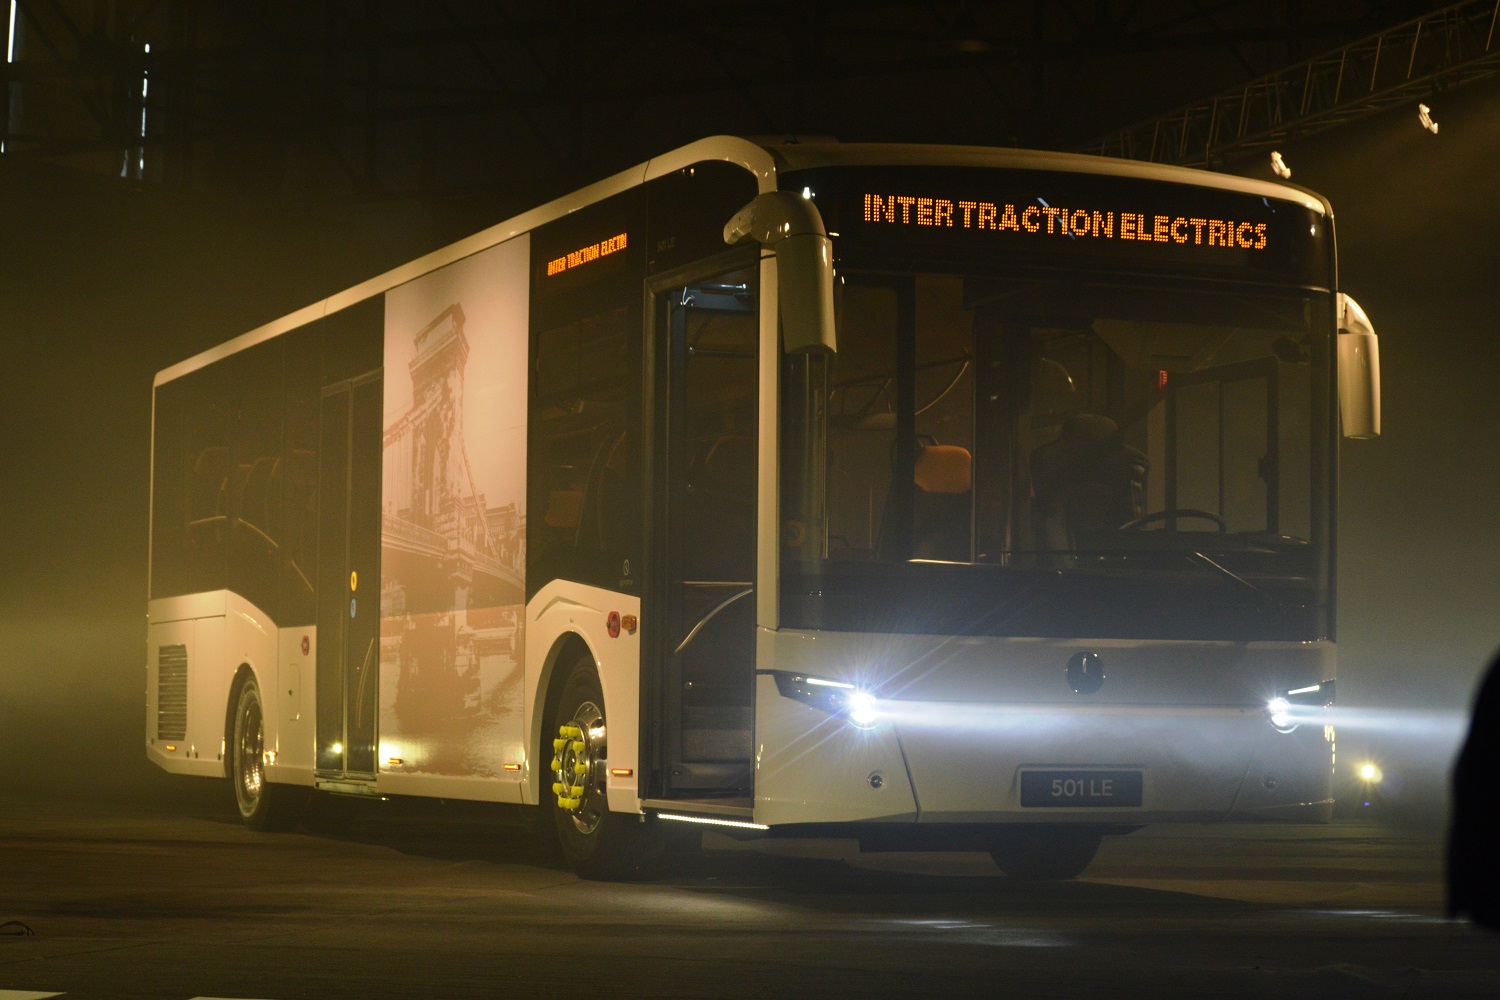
[1081,0,1500,165]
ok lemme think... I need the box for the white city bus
[147,135,1381,879]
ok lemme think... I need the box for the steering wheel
[1118,508,1228,533]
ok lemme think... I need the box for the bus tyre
[987,825,1102,881]
[546,654,663,880]
[229,674,306,832]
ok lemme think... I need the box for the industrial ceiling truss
[1083,0,1500,165]
[0,2,1486,205]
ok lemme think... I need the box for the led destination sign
[546,232,628,276]
[790,164,1331,287]
[863,193,1268,251]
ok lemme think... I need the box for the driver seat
[1031,413,1148,553]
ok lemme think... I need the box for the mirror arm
[724,192,837,353]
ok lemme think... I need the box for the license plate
[1020,770,1143,807]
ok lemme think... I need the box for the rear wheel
[546,653,664,880]
[229,674,306,832]
[987,825,1102,881]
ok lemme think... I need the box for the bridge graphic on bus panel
[381,302,524,729]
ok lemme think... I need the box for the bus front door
[656,261,759,798]
[315,372,382,784]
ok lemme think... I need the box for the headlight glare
[772,671,881,729]
[1266,680,1335,733]
[846,690,879,728]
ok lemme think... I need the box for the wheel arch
[528,631,598,805]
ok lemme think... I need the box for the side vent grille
[157,643,188,741]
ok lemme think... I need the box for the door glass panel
[346,377,382,775]
[315,373,382,778]
[315,389,349,773]
[662,264,758,792]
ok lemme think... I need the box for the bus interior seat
[1030,413,1147,552]
[700,434,754,494]
[544,463,584,530]
[912,443,973,561]
[238,456,279,533]
[190,446,230,520]
[579,431,629,549]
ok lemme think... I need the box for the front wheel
[545,653,665,880]
[229,674,306,831]
[987,825,1102,881]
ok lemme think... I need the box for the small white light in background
[1270,150,1292,179]
[1359,762,1384,783]
[1418,103,1439,134]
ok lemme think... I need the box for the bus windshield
[780,272,1333,642]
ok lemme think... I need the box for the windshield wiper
[1184,549,1290,615]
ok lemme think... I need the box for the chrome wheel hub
[552,701,605,835]
[234,692,265,818]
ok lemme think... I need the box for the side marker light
[656,812,769,831]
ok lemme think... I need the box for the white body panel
[754,629,1333,826]
[374,232,530,798]
[753,670,918,826]
[271,625,316,781]
[144,582,647,809]
[523,581,642,813]
[146,591,302,783]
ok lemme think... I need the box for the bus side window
[528,305,639,590]
[228,340,286,623]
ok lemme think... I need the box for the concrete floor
[1,788,1496,999]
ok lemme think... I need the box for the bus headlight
[772,671,881,729]
[846,690,879,728]
[1266,680,1335,733]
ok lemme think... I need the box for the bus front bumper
[752,673,1334,828]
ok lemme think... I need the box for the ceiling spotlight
[1270,151,1291,179]
[1418,103,1439,134]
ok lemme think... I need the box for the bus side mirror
[1336,293,1381,439]
[724,191,837,354]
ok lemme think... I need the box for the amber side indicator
[610,768,633,777]
[503,763,522,772]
